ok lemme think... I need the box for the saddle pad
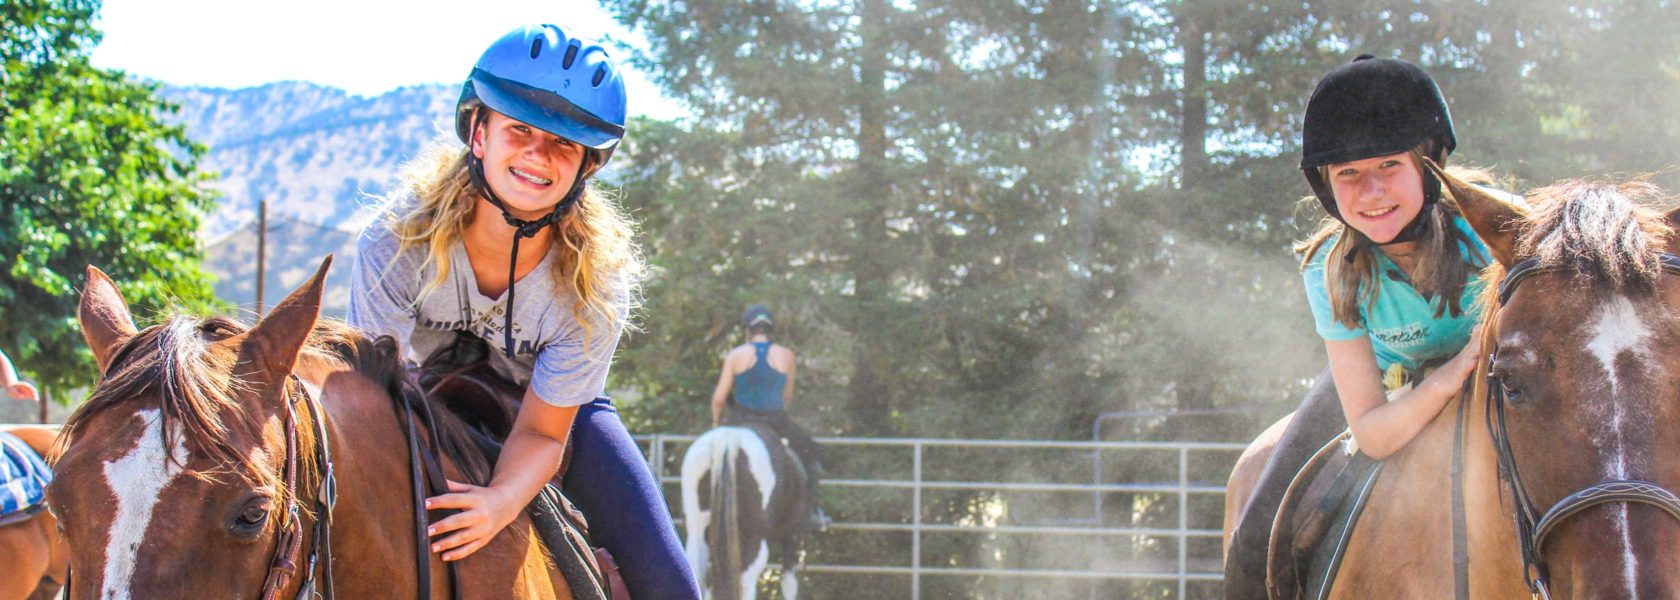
[1300,451,1381,599]
[0,431,52,519]
[1266,431,1383,600]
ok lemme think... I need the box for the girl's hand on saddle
[425,479,521,561]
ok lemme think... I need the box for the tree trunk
[1178,13,1209,188]
[847,0,893,434]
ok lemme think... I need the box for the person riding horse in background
[1223,55,1512,598]
[347,23,700,599]
[710,304,829,531]
[0,347,37,402]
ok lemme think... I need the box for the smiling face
[470,110,588,220]
[1326,151,1426,246]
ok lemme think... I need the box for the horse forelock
[1517,180,1673,289]
[62,317,256,478]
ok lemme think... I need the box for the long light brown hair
[1296,148,1501,329]
[378,119,644,340]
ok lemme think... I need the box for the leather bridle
[1485,253,1680,599]
[259,374,338,600]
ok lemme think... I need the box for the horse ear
[79,266,139,373]
[242,256,332,378]
[1663,205,1680,256]
[1426,158,1525,267]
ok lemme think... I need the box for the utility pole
[256,199,267,316]
[37,386,47,424]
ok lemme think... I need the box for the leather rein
[261,372,464,600]
[1482,253,1680,599]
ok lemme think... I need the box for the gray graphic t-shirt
[347,222,625,407]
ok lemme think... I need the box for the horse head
[1442,163,1680,597]
[47,258,331,599]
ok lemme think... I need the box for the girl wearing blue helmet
[349,24,699,598]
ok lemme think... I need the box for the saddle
[414,331,628,600]
[0,431,52,527]
[1265,430,1384,600]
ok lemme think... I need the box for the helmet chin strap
[465,147,590,358]
[1343,166,1443,262]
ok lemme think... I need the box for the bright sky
[89,0,686,120]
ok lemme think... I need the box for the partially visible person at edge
[347,23,700,598]
[0,348,38,402]
[709,305,829,530]
[1223,55,1516,599]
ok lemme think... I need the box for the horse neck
[1329,386,1522,597]
[1460,382,1529,595]
[291,357,432,597]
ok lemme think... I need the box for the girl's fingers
[425,492,481,511]
[445,479,473,493]
[427,510,484,537]
[442,537,492,562]
[431,528,481,554]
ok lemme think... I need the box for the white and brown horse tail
[683,427,779,600]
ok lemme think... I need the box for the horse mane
[304,319,492,485]
[59,315,492,510]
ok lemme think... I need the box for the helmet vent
[530,38,543,59]
[592,66,606,87]
[562,43,579,69]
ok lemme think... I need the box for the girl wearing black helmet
[1224,55,1510,598]
[348,24,699,598]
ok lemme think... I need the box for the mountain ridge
[164,81,457,315]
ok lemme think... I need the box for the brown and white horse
[46,259,575,599]
[0,425,67,600]
[1226,169,1680,597]
[682,426,809,600]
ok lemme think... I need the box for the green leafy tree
[1,0,217,395]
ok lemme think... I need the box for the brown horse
[1225,170,1680,597]
[46,259,575,599]
[0,425,67,600]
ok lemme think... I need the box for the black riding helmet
[1301,55,1456,246]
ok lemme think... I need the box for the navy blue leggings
[563,398,700,600]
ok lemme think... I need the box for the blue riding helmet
[455,23,628,169]
[452,23,629,361]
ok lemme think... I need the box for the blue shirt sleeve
[1302,244,1366,342]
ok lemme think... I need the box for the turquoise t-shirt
[1302,215,1491,373]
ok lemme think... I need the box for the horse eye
[1499,377,1526,404]
[232,499,272,535]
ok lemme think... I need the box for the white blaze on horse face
[1586,295,1653,396]
[1584,294,1651,597]
[100,408,189,600]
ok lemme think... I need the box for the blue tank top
[732,341,787,412]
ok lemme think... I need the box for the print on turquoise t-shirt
[1301,215,1491,374]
